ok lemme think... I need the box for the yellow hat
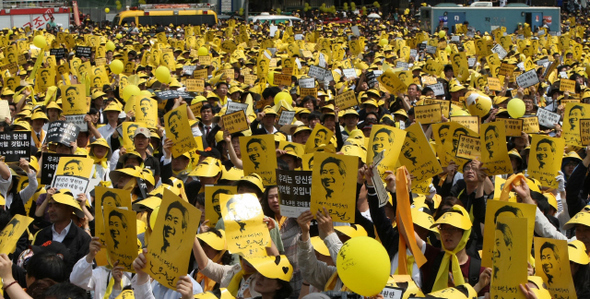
[293,126,312,136]
[563,151,583,163]
[427,284,477,299]
[12,121,31,131]
[197,229,227,251]
[564,211,590,230]
[432,205,472,230]
[310,236,330,256]
[104,101,122,112]
[568,240,590,265]
[412,206,439,233]
[91,90,107,99]
[340,144,366,163]
[393,109,408,118]
[190,157,222,177]
[52,189,84,218]
[334,224,367,238]
[109,166,142,183]
[31,111,49,121]
[543,192,558,211]
[46,101,62,111]
[237,173,265,194]
[449,84,466,93]
[508,148,522,160]
[221,166,244,181]
[246,255,293,282]
[362,99,379,108]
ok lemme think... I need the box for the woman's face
[93,145,108,159]
[253,275,281,295]
[267,187,280,215]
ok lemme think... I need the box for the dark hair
[261,185,279,218]
[307,111,322,121]
[262,86,281,100]
[444,64,454,73]
[495,222,514,249]
[273,279,294,299]
[201,104,213,113]
[573,259,590,297]
[43,282,88,299]
[540,242,559,260]
[166,201,189,230]
[246,138,267,151]
[27,278,58,299]
[493,205,523,223]
[320,157,346,176]
[484,125,499,140]
[536,138,555,152]
[27,252,68,283]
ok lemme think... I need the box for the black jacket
[33,222,91,271]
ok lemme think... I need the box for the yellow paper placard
[222,110,249,134]
[490,217,528,299]
[199,55,211,65]
[305,124,334,153]
[186,79,204,92]
[94,186,133,244]
[580,119,590,146]
[147,189,201,289]
[455,135,481,160]
[273,73,291,86]
[487,77,502,91]
[104,206,138,272]
[310,152,358,223]
[482,200,535,268]
[244,74,258,85]
[498,63,515,78]
[423,99,450,118]
[121,122,140,150]
[367,125,407,177]
[334,90,357,110]
[522,116,540,134]
[481,122,513,175]
[378,69,406,95]
[300,87,318,98]
[450,116,480,134]
[563,103,590,146]
[135,97,158,129]
[528,135,565,188]
[399,123,442,183]
[205,185,237,227]
[61,84,88,115]
[221,193,271,258]
[193,69,208,80]
[559,79,576,93]
[240,134,278,186]
[534,237,577,299]
[497,118,523,137]
[415,104,442,125]
[164,104,197,158]
[0,215,34,255]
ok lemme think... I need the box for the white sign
[278,111,295,126]
[426,45,437,54]
[342,68,357,79]
[536,108,561,128]
[351,26,360,36]
[371,150,389,208]
[269,26,278,37]
[299,78,315,89]
[226,101,248,114]
[308,65,329,81]
[427,83,446,96]
[468,57,477,67]
[65,115,88,132]
[491,44,508,59]
[395,61,409,70]
[516,70,540,88]
[319,53,327,68]
[294,34,303,40]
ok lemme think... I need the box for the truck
[0,1,70,30]
[419,3,560,35]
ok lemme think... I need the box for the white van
[248,13,302,25]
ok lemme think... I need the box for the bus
[113,3,217,27]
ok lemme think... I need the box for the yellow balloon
[379,38,388,46]
[33,35,46,49]
[507,98,526,118]
[122,85,141,101]
[155,66,171,83]
[274,92,293,106]
[141,90,153,97]
[106,41,116,52]
[116,33,122,39]
[465,91,492,117]
[109,59,124,75]
[336,236,390,297]
[105,7,110,13]
[197,46,209,56]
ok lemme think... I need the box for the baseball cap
[134,127,150,138]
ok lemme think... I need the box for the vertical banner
[164,104,197,157]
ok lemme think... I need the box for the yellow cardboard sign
[528,135,565,188]
[222,110,249,134]
[205,185,237,227]
[193,69,208,80]
[0,215,34,255]
[94,186,133,244]
[522,116,540,134]
[367,125,407,176]
[399,123,442,184]
[378,69,406,95]
[534,237,577,299]
[482,200,535,268]
[563,103,590,146]
[36,67,55,93]
[497,118,523,137]
[199,55,211,65]
[135,98,158,129]
[300,87,318,98]
[104,206,138,272]
[414,103,442,124]
[559,79,576,93]
[240,134,278,186]
[423,99,450,118]
[164,104,197,158]
[122,122,140,150]
[487,77,502,91]
[450,116,480,134]
[186,79,204,92]
[334,90,357,110]
[310,152,358,223]
[274,73,291,86]
[581,119,590,146]
[490,217,528,299]
[190,102,204,117]
[481,122,513,175]
[244,74,258,85]
[455,135,481,160]
[61,84,88,115]
[147,189,201,289]
[498,63,515,78]
[221,193,271,258]
[305,124,334,153]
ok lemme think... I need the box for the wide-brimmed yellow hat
[568,240,589,265]
[237,173,265,194]
[246,255,293,282]
[52,189,84,218]
[564,211,590,230]
[412,206,439,233]
[109,166,142,183]
[190,157,222,177]
[31,111,49,121]
[197,229,227,251]
[334,224,367,238]
[310,236,329,256]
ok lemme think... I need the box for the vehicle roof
[248,15,302,21]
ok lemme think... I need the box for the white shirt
[390,242,427,288]
[6,171,38,209]
[70,256,133,299]
[133,276,203,299]
[52,220,73,243]
[98,123,116,148]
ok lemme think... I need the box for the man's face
[492,229,510,265]
[575,225,590,249]
[315,131,326,146]
[169,114,181,136]
[163,207,184,242]
[66,89,78,106]
[321,162,343,192]
[372,132,391,154]
[569,108,582,127]
[47,200,70,223]
[63,162,81,175]
[109,215,124,245]
[536,142,552,164]
[141,100,150,116]
[247,142,264,165]
[485,130,495,151]
[134,135,149,150]
[343,115,358,128]
[541,247,557,277]
[201,108,213,123]
[217,84,228,97]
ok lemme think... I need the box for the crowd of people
[0,3,590,299]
